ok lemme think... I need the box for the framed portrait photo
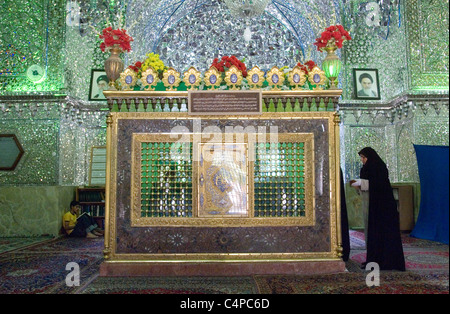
[353,68,381,100]
[89,69,108,101]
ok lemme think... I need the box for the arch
[126,0,342,67]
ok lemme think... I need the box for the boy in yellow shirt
[63,201,103,238]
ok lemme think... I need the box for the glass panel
[254,142,306,217]
[140,142,193,218]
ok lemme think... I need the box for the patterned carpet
[0,237,103,294]
[254,271,449,294]
[80,276,259,294]
[0,231,448,294]
[0,236,55,255]
[349,230,449,272]
[350,230,448,249]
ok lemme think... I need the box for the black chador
[359,147,405,271]
[340,168,350,262]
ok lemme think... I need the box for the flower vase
[104,47,124,90]
[322,45,342,90]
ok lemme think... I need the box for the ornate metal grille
[254,142,306,217]
[140,142,193,217]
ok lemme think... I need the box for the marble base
[99,260,346,277]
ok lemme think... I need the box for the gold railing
[103,90,342,112]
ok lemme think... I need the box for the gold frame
[266,66,285,90]
[104,89,342,99]
[247,66,265,90]
[130,132,314,227]
[288,66,307,90]
[224,65,243,90]
[203,66,222,89]
[140,67,159,91]
[183,67,202,90]
[103,111,341,262]
[119,68,138,91]
[197,142,249,218]
[162,67,181,90]
[308,66,326,90]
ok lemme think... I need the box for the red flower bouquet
[211,55,247,77]
[297,60,317,74]
[314,25,351,51]
[99,27,134,52]
[128,61,142,73]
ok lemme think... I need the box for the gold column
[103,113,113,260]
[334,112,342,258]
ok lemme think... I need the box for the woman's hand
[349,179,361,190]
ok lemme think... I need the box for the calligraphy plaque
[188,90,262,115]
[89,146,106,186]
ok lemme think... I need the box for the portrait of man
[353,69,381,100]
[89,70,108,101]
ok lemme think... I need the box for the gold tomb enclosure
[102,90,343,272]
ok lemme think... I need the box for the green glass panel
[268,99,276,112]
[140,142,193,217]
[262,99,267,112]
[301,99,309,111]
[318,98,326,111]
[254,142,306,218]
[276,99,284,112]
[294,99,301,112]
[285,99,293,112]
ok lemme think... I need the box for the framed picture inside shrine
[88,69,108,101]
[353,68,381,100]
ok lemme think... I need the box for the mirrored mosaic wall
[406,0,449,89]
[0,0,448,188]
[340,103,450,183]
[0,100,107,186]
[0,0,66,92]
[339,101,449,228]
[127,0,338,74]
[1,1,447,97]
[340,0,408,101]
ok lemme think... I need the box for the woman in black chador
[351,147,405,271]
[340,168,350,262]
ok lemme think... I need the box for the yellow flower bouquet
[141,52,168,79]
